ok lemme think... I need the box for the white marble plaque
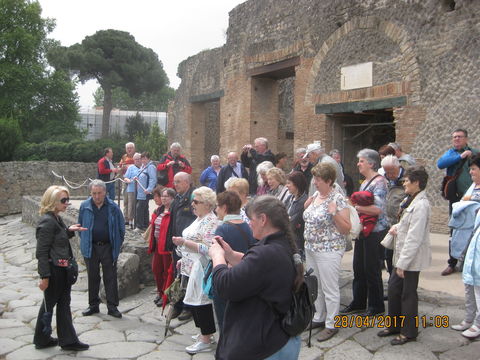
[340,62,373,90]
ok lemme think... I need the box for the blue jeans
[264,336,300,360]
[106,182,115,201]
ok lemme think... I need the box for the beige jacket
[392,190,431,271]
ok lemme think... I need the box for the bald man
[216,152,248,193]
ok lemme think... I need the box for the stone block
[101,252,140,301]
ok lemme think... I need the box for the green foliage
[125,113,150,139]
[49,29,169,137]
[13,137,129,163]
[0,117,22,161]
[133,122,167,160]
[0,0,81,143]
[93,85,175,112]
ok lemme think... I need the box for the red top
[97,156,113,175]
[148,207,172,255]
[156,152,192,188]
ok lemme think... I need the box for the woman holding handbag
[377,166,431,345]
[172,186,219,354]
[303,162,351,342]
[34,185,89,351]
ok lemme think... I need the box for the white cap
[303,142,323,159]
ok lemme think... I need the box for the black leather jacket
[36,212,75,278]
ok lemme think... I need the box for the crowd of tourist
[33,128,480,359]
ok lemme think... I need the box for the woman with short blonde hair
[266,167,289,203]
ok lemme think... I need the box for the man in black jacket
[241,137,275,195]
[167,171,196,320]
[216,152,248,193]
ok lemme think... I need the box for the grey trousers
[84,243,119,310]
[135,199,149,230]
[464,284,480,326]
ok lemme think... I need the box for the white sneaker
[191,334,216,343]
[462,325,480,339]
[452,320,473,331]
[185,340,213,354]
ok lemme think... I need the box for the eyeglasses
[192,199,203,205]
[60,197,70,204]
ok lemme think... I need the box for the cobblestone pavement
[1,215,480,360]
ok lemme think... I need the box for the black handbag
[66,256,79,285]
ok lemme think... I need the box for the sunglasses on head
[60,197,70,204]
[192,199,203,205]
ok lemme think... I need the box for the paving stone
[353,327,392,351]
[0,338,27,357]
[79,329,125,345]
[8,299,36,310]
[80,341,157,359]
[0,326,34,339]
[96,316,144,331]
[418,326,470,353]
[126,324,165,343]
[298,343,325,360]
[316,327,363,349]
[5,344,64,360]
[372,341,437,360]
[324,339,373,360]
[138,350,193,360]
[439,340,480,360]
[0,290,23,304]
[10,306,39,323]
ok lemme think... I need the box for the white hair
[256,161,274,186]
[295,147,306,156]
[210,155,220,162]
[125,142,135,148]
[381,155,401,168]
[193,186,217,211]
[170,142,182,150]
[254,137,268,148]
[132,152,141,159]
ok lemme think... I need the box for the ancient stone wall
[169,0,480,233]
[0,162,97,216]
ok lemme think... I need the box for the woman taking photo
[209,195,303,360]
[303,163,351,341]
[377,166,431,345]
[147,186,176,307]
[34,186,89,351]
[213,190,255,331]
[172,186,219,355]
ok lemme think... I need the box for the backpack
[279,268,318,347]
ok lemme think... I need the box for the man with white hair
[381,155,406,275]
[119,142,136,224]
[157,142,192,189]
[304,142,345,196]
[241,137,275,195]
[200,155,222,191]
[387,142,416,168]
[216,152,248,193]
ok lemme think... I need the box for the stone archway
[299,16,425,155]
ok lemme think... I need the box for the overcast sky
[38,0,245,109]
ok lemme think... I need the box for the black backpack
[157,154,169,186]
[268,268,318,347]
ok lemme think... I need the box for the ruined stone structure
[170,0,479,233]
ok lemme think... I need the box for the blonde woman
[34,186,89,351]
[172,186,220,354]
[226,177,250,223]
[266,167,289,203]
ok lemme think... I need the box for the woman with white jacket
[378,166,431,345]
